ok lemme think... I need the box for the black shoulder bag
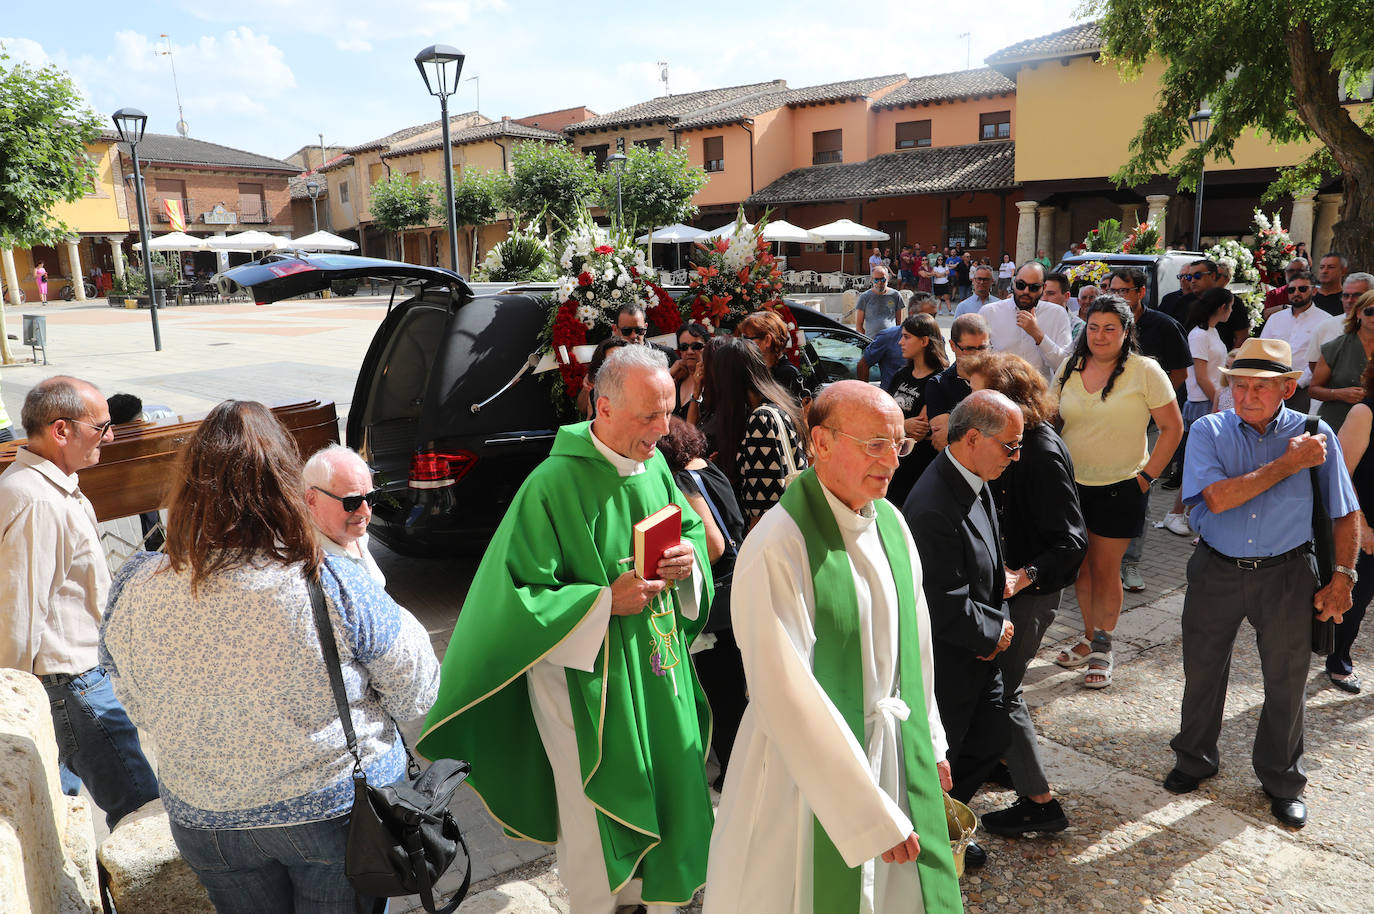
[307,574,472,914]
[1306,417,1337,656]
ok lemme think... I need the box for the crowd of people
[2,247,1370,913]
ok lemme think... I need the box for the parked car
[218,252,873,556]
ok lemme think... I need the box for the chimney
[502,115,511,122]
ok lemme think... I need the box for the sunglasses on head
[678,341,705,351]
[1013,279,1042,292]
[312,486,382,513]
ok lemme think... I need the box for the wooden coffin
[0,400,340,522]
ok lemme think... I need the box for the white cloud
[183,0,507,51]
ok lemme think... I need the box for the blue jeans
[170,815,383,914]
[42,666,159,830]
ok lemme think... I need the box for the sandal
[1055,637,1093,668]
[1083,651,1114,689]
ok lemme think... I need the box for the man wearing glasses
[0,375,159,829]
[979,261,1073,380]
[612,302,678,366]
[924,313,991,450]
[856,267,904,337]
[1258,270,1327,412]
[1302,271,1374,371]
[954,264,998,316]
[303,444,386,586]
[1262,258,1309,319]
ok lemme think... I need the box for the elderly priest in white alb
[703,381,962,914]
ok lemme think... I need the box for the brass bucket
[944,793,977,879]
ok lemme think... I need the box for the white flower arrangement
[1206,239,1261,287]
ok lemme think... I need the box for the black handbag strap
[308,572,365,773]
[1305,417,1335,581]
[687,468,737,559]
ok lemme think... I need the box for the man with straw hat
[1165,338,1359,828]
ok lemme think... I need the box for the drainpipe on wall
[741,120,756,197]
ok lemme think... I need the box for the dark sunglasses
[1013,279,1042,292]
[1178,271,1211,281]
[678,341,705,351]
[872,277,887,284]
[1363,307,1374,318]
[312,486,382,513]
[618,325,648,337]
[1287,284,1312,294]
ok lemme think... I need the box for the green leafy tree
[1090,2,1374,267]
[450,168,510,273]
[368,172,439,261]
[0,48,101,363]
[598,145,707,266]
[505,142,599,238]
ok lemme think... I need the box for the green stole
[779,469,962,914]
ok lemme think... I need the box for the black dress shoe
[1330,672,1362,694]
[1163,768,1212,794]
[1267,793,1307,828]
[963,841,987,869]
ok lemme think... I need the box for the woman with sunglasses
[1053,296,1183,688]
[736,309,804,403]
[671,322,711,418]
[100,400,438,912]
[885,313,948,504]
[1312,290,1374,431]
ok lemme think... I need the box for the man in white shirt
[303,444,386,586]
[1304,272,1374,370]
[0,376,159,829]
[979,261,1073,379]
[1259,271,1328,412]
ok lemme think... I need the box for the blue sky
[3,0,1085,162]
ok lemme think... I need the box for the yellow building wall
[49,140,130,233]
[1014,55,1358,182]
[871,96,1016,154]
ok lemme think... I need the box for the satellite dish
[177,119,189,137]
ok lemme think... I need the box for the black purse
[307,574,472,914]
[1306,417,1337,656]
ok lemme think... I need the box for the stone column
[108,236,127,281]
[1035,205,1056,260]
[1015,201,1039,264]
[1288,192,1317,257]
[1,247,20,306]
[1056,208,1075,258]
[1314,193,1343,259]
[64,238,86,301]
[1119,202,1140,228]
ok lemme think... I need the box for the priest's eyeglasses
[312,486,382,513]
[826,428,916,458]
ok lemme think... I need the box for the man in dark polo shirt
[1109,267,1192,593]
[1314,252,1349,316]
[925,313,990,451]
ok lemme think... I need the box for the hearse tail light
[409,450,477,489]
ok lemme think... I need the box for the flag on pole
[164,198,186,232]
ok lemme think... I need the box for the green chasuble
[780,469,962,914]
[416,422,715,903]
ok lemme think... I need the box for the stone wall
[0,668,100,914]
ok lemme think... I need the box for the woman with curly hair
[1053,296,1183,688]
[736,309,804,402]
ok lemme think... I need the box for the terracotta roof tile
[986,21,1102,66]
[385,120,564,157]
[344,112,483,154]
[745,140,1016,205]
[566,80,787,133]
[872,68,1015,110]
[113,133,297,172]
[674,74,906,132]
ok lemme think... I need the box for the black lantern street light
[415,44,464,273]
[306,180,322,233]
[112,107,162,351]
[1188,107,1213,252]
[608,151,628,227]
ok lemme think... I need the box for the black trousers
[695,628,749,779]
[934,644,1010,804]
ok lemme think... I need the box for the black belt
[37,665,99,685]
[1204,542,1310,571]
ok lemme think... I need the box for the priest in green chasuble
[704,381,963,914]
[417,345,714,914]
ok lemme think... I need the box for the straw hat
[1219,337,1303,380]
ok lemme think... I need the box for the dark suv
[219,252,872,556]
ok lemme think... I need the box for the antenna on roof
[958,32,971,70]
[658,61,670,97]
[158,34,189,137]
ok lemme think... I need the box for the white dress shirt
[1260,303,1329,387]
[979,298,1074,379]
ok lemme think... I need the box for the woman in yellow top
[1053,296,1183,688]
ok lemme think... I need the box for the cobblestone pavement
[6,299,1371,912]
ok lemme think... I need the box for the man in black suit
[903,389,1025,868]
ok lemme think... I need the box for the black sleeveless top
[1351,397,1374,511]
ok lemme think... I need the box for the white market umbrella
[705,220,753,239]
[810,218,890,273]
[287,230,358,252]
[206,230,294,253]
[635,223,708,244]
[759,220,822,244]
[132,231,209,252]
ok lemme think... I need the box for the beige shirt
[0,448,110,675]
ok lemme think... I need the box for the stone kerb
[0,668,100,914]
[97,800,214,913]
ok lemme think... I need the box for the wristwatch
[1023,565,1039,586]
[1334,564,1359,584]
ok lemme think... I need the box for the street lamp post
[608,152,627,228]
[306,180,321,233]
[415,45,464,273]
[1188,107,1213,252]
[112,107,162,351]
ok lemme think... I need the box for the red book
[634,504,682,581]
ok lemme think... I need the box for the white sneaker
[1162,512,1192,536]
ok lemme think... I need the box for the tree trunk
[0,300,13,365]
[1284,21,1374,270]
